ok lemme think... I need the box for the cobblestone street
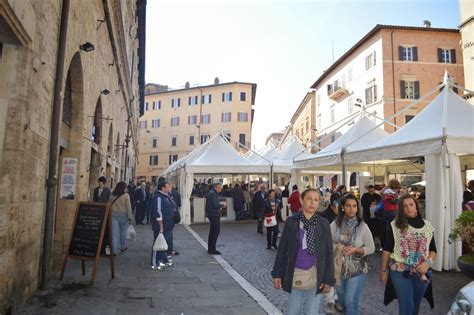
[191,221,472,315]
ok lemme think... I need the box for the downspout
[40,0,70,290]
[390,29,397,129]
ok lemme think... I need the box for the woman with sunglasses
[380,194,437,315]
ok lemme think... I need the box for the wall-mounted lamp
[101,89,110,95]
[79,42,95,52]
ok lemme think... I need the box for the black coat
[252,191,267,218]
[134,188,147,210]
[205,188,221,217]
[271,214,335,294]
[93,186,110,203]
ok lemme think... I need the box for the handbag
[173,209,181,224]
[153,232,168,251]
[292,265,317,290]
[263,215,277,227]
[340,253,370,279]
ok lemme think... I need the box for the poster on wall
[60,157,78,199]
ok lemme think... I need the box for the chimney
[423,20,431,28]
[214,77,219,85]
[185,81,190,89]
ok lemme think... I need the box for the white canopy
[345,86,474,164]
[294,114,389,169]
[268,137,313,173]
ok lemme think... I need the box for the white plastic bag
[153,232,168,251]
[126,224,136,241]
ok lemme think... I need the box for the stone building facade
[0,0,146,312]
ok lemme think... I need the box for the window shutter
[221,113,224,122]
[208,114,211,123]
[177,117,180,125]
[451,49,456,63]
[373,51,376,66]
[399,46,403,60]
[178,98,181,107]
[374,85,377,102]
[201,95,204,104]
[413,47,418,61]
[437,48,443,63]
[222,93,225,102]
[414,81,420,99]
[209,94,212,103]
[365,88,370,104]
[229,112,232,121]
[149,156,152,165]
[400,80,406,98]
[171,99,174,107]
[188,97,191,105]
[229,92,232,101]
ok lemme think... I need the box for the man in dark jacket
[134,182,147,225]
[252,184,268,234]
[93,176,110,203]
[361,185,381,236]
[206,183,223,255]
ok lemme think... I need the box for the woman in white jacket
[330,193,375,315]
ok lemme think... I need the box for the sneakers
[207,250,221,255]
[165,261,174,267]
[151,265,164,271]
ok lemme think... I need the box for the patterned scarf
[300,212,318,255]
[335,217,359,246]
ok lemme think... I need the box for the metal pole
[41,0,70,290]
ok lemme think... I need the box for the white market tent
[340,74,474,270]
[163,133,270,224]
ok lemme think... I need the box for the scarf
[335,217,359,246]
[300,212,318,255]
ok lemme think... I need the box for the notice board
[60,202,114,284]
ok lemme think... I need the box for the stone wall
[0,0,144,313]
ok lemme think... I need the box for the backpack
[383,194,398,212]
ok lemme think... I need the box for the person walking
[264,189,281,249]
[242,185,252,219]
[360,185,381,237]
[272,188,335,315]
[167,185,181,256]
[330,194,375,315]
[380,194,436,315]
[288,185,302,216]
[232,184,246,221]
[109,182,133,255]
[150,181,175,270]
[134,182,147,225]
[206,183,223,255]
[93,176,111,203]
[252,184,268,234]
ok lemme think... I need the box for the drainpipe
[40,0,70,290]
[390,29,397,130]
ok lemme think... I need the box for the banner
[60,157,78,199]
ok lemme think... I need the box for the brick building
[0,0,146,312]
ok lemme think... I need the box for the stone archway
[54,52,85,269]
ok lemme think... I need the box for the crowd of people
[89,175,474,315]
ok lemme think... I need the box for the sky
[145,0,461,149]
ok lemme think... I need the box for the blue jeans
[111,213,129,254]
[151,227,172,266]
[287,287,322,315]
[390,270,431,315]
[336,273,368,315]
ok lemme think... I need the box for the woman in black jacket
[272,188,335,315]
[264,189,281,249]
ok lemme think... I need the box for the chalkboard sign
[69,203,107,257]
[60,202,115,284]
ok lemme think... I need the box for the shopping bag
[264,215,277,227]
[126,224,136,241]
[153,232,168,251]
